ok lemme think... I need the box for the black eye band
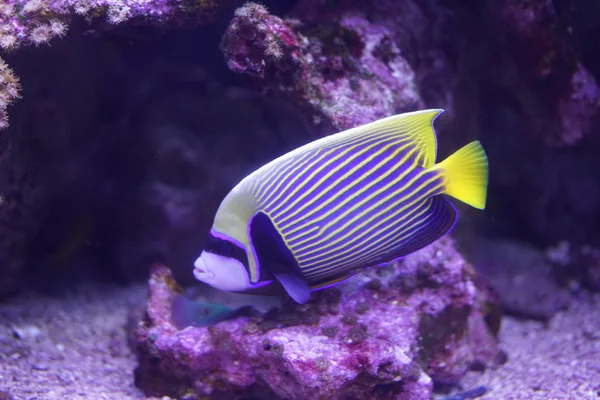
[204,233,249,268]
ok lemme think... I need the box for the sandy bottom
[453,292,600,400]
[0,284,147,400]
[0,284,598,400]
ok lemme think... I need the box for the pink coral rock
[220,2,424,133]
[133,238,501,399]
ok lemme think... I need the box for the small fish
[171,286,283,328]
[193,109,488,304]
[438,386,488,400]
[171,294,255,328]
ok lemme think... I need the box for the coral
[0,0,234,51]
[220,1,600,257]
[0,0,236,130]
[220,1,427,133]
[133,238,501,399]
[0,58,20,130]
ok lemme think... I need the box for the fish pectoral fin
[434,140,488,210]
[268,262,311,304]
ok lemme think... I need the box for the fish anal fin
[392,196,458,259]
[310,270,360,292]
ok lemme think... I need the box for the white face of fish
[193,251,251,292]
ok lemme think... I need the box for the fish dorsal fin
[352,109,441,168]
[309,109,442,168]
[239,109,443,194]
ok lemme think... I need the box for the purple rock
[220,1,426,133]
[0,391,12,400]
[487,0,600,147]
[546,241,600,292]
[463,238,571,321]
[133,238,501,399]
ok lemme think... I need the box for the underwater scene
[0,1,599,399]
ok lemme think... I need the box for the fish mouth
[193,256,215,281]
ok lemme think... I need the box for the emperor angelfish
[193,109,488,304]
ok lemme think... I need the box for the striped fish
[193,109,488,304]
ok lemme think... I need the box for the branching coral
[0,0,235,129]
[1,1,68,51]
[1,0,234,51]
[0,58,20,130]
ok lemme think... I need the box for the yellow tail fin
[434,140,488,210]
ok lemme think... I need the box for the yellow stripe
[277,136,412,227]
[256,149,328,204]
[308,173,439,262]
[296,172,441,263]
[289,147,421,248]
[304,196,432,277]
[338,208,433,272]
[260,149,335,210]
[252,154,311,201]
[254,143,355,201]
[259,129,392,212]
[255,128,399,205]
[307,123,416,153]
[253,126,414,209]
[306,198,433,277]
[268,132,401,218]
[281,141,417,236]
[244,110,442,210]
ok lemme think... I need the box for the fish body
[194,109,488,303]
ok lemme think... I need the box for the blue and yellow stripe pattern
[211,109,488,303]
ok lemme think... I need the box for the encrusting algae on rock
[133,235,502,400]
